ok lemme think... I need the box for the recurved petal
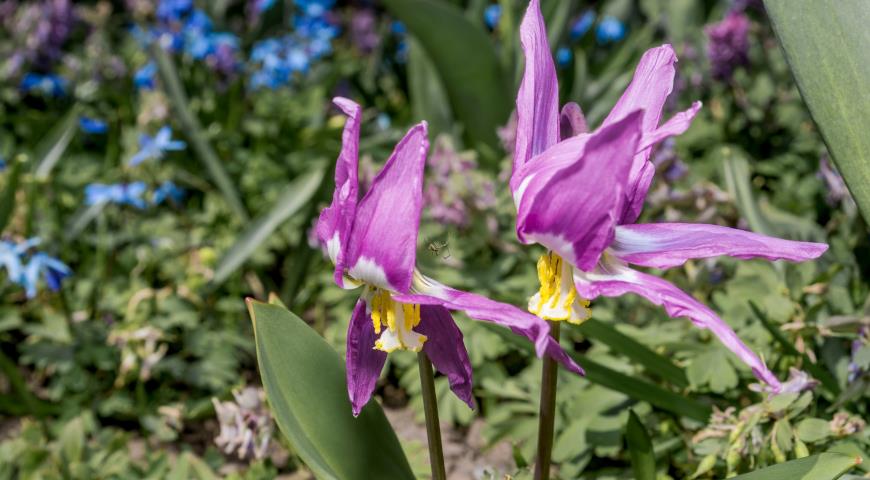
[559,102,589,141]
[393,273,585,375]
[516,111,643,271]
[346,298,387,417]
[620,101,703,224]
[345,122,429,293]
[612,223,829,269]
[511,0,560,193]
[316,97,362,287]
[602,44,677,134]
[417,305,474,408]
[573,256,782,391]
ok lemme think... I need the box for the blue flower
[129,126,186,166]
[84,182,148,209]
[596,16,626,44]
[20,73,67,97]
[152,181,185,205]
[79,117,108,135]
[0,156,6,172]
[556,46,573,67]
[296,0,334,18]
[134,61,157,90]
[570,11,596,40]
[157,0,194,23]
[391,21,406,36]
[484,4,502,29]
[253,0,276,13]
[0,238,38,284]
[21,252,71,298]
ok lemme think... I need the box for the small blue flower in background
[0,238,37,284]
[85,182,149,209]
[79,117,108,135]
[0,156,6,172]
[296,0,334,18]
[391,21,406,36]
[484,4,502,29]
[20,73,67,97]
[596,15,627,44]
[129,126,186,166]
[376,113,391,131]
[556,47,573,67]
[570,11,596,40]
[153,181,185,205]
[156,0,194,23]
[21,252,72,299]
[134,61,157,90]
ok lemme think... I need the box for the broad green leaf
[479,323,711,421]
[407,38,453,139]
[0,154,24,232]
[151,45,249,221]
[383,0,510,152]
[796,418,832,444]
[247,300,414,480]
[625,410,655,480]
[764,0,870,223]
[577,319,688,388]
[731,453,860,479]
[211,168,324,287]
[34,105,79,181]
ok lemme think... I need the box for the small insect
[427,238,451,259]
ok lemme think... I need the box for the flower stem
[534,320,561,480]
[417,351,447,480]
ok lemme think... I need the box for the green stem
[417,352,447,480]
[534,320,561,480]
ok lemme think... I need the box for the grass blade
[34,105,79,181]
[151,45,249,221]
[211,168,324,287]
[625,410,656,480]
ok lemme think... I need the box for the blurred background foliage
[0,0,868,478]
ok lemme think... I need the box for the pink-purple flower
[509,0,828,393]
[315,97,582,416]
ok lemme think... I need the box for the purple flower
[508,0,828,393]
[349,9,381,53]
[818,153,852,207]
[2,0,75,71]
[129,126,186,166]
[705,11,751,80]
[315,97,583,415]
[424,136,496,228]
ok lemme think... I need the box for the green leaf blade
[625,410,656,480]
[731,452,860,479]
[383,0,510,152]
[764,0,870,222]
[248,300,414,480]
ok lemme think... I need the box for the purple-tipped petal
[345,122,429,293]
[346,298,387,416]
[602,44,677,136]
[573,258,781,391]
[638,101,702,152]
[393,274,585,375]
[516,111,643,271]
[612,223,829,269]
[316,97,362,287]
[600,45,682,223]
[511,0,560,193]
[417,305,474,408]
[559,102,589,141]
[621,101,703,223]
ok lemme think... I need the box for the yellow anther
[529,251,591,324]
[369,288,427,353]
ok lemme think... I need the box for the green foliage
[764,0,870,223]
[248,300,414,480]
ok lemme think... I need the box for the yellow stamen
[370,288,427,353]
[528,251,591,324]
